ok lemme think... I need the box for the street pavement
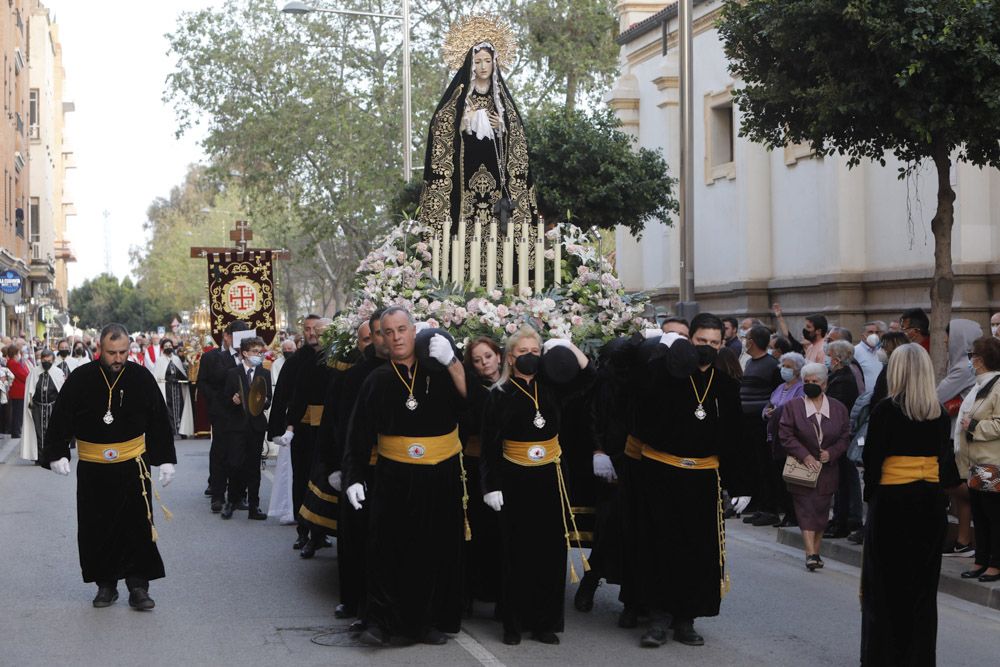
[1,436,998,666]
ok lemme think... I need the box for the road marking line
[455,630,505,667]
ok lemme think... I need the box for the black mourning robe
[343,360,466,639]
[480,365,595,636]
[860,400,950,666]
[638,340,741,620]
[42,361,176,584]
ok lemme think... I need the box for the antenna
[103,209,112,275]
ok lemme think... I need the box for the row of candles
[429,219,562,293]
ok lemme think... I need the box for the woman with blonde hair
[861,343,951,666]
[480,326,593,645]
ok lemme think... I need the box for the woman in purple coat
[779,362,851,570]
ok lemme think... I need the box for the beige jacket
[957,371,1000,474]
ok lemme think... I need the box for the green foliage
[525,108,677,236]
[68,274,174,332]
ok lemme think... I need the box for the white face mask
[992,324,999,337]
[866,334,880,349]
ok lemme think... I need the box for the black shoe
[574,571,600,612]
[293,535,309,550]
[236,500,249,511]
[824,523,849,539]
[742,512,760,524]
[248,507,267,520]
[92,586,118,608]
[334,603,357,619]
[640,627,668,647]
[806,554,823,571]
[420,629,448,645]
[128,588,155,611]
[530,631,559,645]
[204,486,213,497]
[210,499,223,513]
[846,529,865,545]
[319,535,334,549]
[221,502,234,519]
[962,566,988,579]
[777,516,798,528]
[618,608,639,629]
[944,542,976,557]
[752,512,780,527]
[300,540,318,559]
[503,630,521,645]
[359,627,389,647]
[978,572,1000,583]
[673,621,704,646]
[348,619,367,634]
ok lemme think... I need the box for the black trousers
[208,418,224,495]
[291,425,318,538]
[97,576,149,592]
[970,489,1000,569]
[832,456,863,527]
[8,398,23,438]
[220,430,264,507]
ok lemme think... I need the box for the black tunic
[42,361,176,584]
[480,364,595,635]
[638,339,741,620]
[860,399,950,666]
[344,360,466,639]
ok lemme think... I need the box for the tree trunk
[929,144,956,381]
[565,72,577,113]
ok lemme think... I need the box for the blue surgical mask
[824,357,832,370]
[248,355,263,367]
[780,367,795,383]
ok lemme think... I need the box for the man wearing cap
[342,306,468,647]
[42,323,176,610]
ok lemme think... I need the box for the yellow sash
[642,445,720,470]
[625,434,645,461]
[369,446,378,466]
[77,435,146,464]
[880,455,939,485]
[302,404,324,427]
[503,436,561,466]
[377,427,461,465]
[465,434,482,458]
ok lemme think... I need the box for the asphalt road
[1,437,998,666]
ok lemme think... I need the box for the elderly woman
[778,362,851,570]
[861,344,951,666]
[957,336,1000,582]
[825,339,862,539]
[765,352,806,527]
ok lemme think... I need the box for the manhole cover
[309,627,368,648]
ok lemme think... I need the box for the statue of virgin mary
[418,16,537,280]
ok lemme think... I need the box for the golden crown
[442,14,518,72]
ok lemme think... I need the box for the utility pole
[676,0,698,320]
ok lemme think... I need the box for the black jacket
[199,347,239,421]
[218,365,272,434]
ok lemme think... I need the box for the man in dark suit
[199,320,249,512]
[218,336,272,520]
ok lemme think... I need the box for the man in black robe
[42,323,176,610]
[636,313,741,647]
[343,306,468,647]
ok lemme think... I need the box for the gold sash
[625,434,645,461]
[377,428,462,465]
[880,455,939,485]
[642,445,720,470]
[77,435,146,464]
[302,404,324,427]
[503,436,561,466]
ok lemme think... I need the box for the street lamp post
[676,0,697,320]
[282,1,413,182]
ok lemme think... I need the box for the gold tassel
[464,518,472,542]
[569,560,579,584]
[581,552,591,573]
[151,525,159,543]
[153,487,173,522]
[459,452,472,542]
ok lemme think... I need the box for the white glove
[346,482,366,510]
[328,470,342,492]
[428,333,455,365]
[50,457,71,476]
[414,321,431,333]
[660,331,686,347]
[158,463,175,487]
[483,490,504,512]
[643,328,663,339]
[543,338,572,353]
[593,452,618,482]
[275,428,294,447]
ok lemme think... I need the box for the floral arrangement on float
[321,220,652,364]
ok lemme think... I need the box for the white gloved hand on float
[428,334,455,365]
[483,490,504,512]
[158,463,175,487]
[643,328,664,340]
[328,470,343,492]
[659,331,686,348]
[50,457,71,476]
[542,338,572,353]
[346,483,366,510]
[592,452,618,483]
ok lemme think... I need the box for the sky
[44,0,228,288]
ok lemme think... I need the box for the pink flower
[496,304,510,318]
[427,318,440,328]
[571,315,583,326]
[505,322,518,334]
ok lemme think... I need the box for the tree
[68,274,172,332]
[718,0,1000,376]
[525,108,677,236]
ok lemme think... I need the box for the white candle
[441,230,450,284]
[470,222,481,288]
[486,222,497,294]
[457,219,466,284]
[431,234,440,281]
[451,235,460,285]
[518,222,529,291]
[502,225,513,289]
[554,225,562,285]
[535,240,545,294]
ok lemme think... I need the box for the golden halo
[442,14,518,72]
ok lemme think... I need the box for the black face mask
[41,361,52,371]
[803,383,823,399]
[163,348,173,356]
[73,349,84,357]
[283,351,295,360]
[58,350,70,358]
[514,352,541,375]
[696,345,718,366]
[802,328,814,342]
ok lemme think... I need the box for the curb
[0,437,20,465]
[775,526,1000,611]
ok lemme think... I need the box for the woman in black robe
[480,327,593,645]
[861,343,951,666]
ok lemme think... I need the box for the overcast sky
[44,0,230,288]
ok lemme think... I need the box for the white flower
[571,315,583,327]
[505,322,518,334]
[496,304,509,318]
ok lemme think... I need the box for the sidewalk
[0,435,20,465]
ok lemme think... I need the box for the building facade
[609,0,1000,334]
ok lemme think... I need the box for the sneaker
[846,529,864,545]
[944,542,975,557]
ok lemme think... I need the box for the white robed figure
[20,353,65,462]
[153,344,194,438]
[267,339,296,525]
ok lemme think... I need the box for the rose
[496,304,509,318]
[505,322,518,334]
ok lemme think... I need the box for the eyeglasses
[968,352,978,360]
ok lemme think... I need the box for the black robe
[42,361,176,584]
[860,399,950,666]
[637,340,741,620]
[480,365,595,635]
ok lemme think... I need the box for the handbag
[969,464,1000,493]
[783,409,824,488]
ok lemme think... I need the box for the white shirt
[854,342,882,393]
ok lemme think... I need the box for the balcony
[15,112,23,136]
[29,243,56,284]
[14,151,25,173]
[55,239,76,263]
[28,124,38,141]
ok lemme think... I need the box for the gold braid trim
[716,470,730,598]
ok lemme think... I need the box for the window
[704,87,736,183]
[29,88,38,125]
[29,197,39,244]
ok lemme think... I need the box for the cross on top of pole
[189,220,291,260]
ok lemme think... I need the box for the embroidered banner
[206,250,276,345]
